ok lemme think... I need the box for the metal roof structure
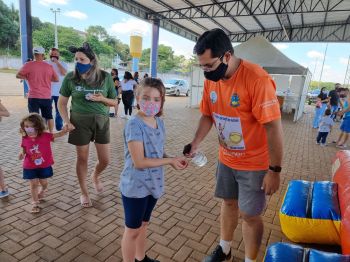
[97,0,350,42]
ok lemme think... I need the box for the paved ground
[0,76,344,261]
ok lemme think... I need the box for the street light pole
[50,8,60,48]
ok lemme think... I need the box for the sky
[4,0,350,83]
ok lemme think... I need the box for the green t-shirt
[60,71,117,115]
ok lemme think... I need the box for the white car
[164,79,190,96]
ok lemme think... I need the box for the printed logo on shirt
[230,93,240,107]
[210,91,217,104]
[75,86,84,91]
[29,144,45,166]
[213,113,245,150]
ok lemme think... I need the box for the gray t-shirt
[119,115,165,199]
[319,115,334,132]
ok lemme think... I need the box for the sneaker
[109,113,115,117]
[0,189,9,198]
[320,143,327,147]
[135,255,160,262]
[120,115,126,119]
[316,142,320,145]
[126,115,131,120]
[203,245,231,262]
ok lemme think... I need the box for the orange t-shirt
[200,60,281,171]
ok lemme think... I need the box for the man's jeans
[52,96,63,131]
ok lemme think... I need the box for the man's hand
[51,57,59,63]
[261,170,280,195]
[183,142,199,158]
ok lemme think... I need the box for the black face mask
[204,62,228,82]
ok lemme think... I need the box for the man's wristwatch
[269,165,282,173]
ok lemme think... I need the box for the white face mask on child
[24,127,36,136]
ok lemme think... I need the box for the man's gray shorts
[215,161,267,216]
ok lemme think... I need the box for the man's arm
[262,118,283,195]
[55,61,67,76]
[51,69,59,82]
[264,119,283,167]
[188,114,213,155]
[16,72,26,79]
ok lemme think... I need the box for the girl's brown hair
[20,113,46,137]
[136,78,166,117]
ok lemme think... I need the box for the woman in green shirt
[58,43,117,207]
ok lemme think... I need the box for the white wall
[189,66,205,108]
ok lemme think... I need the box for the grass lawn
[0,68,17,74]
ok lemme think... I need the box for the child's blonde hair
[136,77,166,117]
[20,113,46,137]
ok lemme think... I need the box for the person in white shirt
[47,48,68,130]
[120,71,137,119]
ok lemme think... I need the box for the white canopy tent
[189,36,312,121]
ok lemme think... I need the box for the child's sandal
[31,202,41,213]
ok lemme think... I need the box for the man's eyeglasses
[199,54,224,72]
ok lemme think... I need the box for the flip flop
[80,195,92,208]
[91,174,104,194]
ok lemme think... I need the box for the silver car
[164,79,190,96]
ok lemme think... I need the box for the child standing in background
[0,99,10,198]
[19,113,66,213]
[316,108,334,146]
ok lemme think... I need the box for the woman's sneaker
[203,245,231,262]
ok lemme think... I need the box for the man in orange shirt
[185,29,283,262]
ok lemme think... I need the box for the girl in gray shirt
[119,78,188,262]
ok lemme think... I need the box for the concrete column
[150,19,160,78]
[132,57,139,72]
[19,0,33,96]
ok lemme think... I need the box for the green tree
[32,16,44,31]
[32,23,55,51]
[0,0,19,50]
[86,25,108,40]
[140,48,151,68]
[33,24,84,62]
[309,81,336,90]
[104,36,131,61]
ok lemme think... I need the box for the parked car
[164,79,190,96]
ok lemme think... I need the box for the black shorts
[122,194,158,229]
[28,98,53,119]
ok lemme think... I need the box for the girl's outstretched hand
[170,156,189,170]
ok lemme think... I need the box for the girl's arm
[18,147,25,160]
[52,129,67,139]
[128,141,187,170]
[0,100,10,117]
